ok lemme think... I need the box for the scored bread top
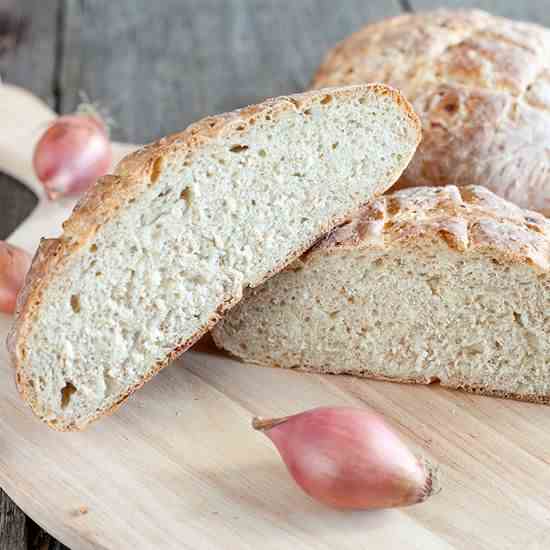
[9,84,420,430]
[304,185,550,272]
[312,9,550,215]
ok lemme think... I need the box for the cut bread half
[9,84,420,430]
[213,185,550,404]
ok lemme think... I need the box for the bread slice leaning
[9,84,420,430]
[213,185,550,404]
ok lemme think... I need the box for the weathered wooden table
[1,1,548,548]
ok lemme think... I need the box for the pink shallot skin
[254,406,438,510]
[33,114,112,199]
[0,242,31,315]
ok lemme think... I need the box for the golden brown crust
[7,238,63,421]
[308,185,550,272]
[10,84,420,430]
[312,9,550,215]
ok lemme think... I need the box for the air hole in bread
[230,144,249,153]
[258,149,267,157]
[150,156,163,184]
[70,295,81,313]
[443,100,459,114]
[90,244,98,253]
[427,276,441,296]
[180,187,192,204]
[513,311,524,326]
[61,382,77,409]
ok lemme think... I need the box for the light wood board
[1,83,550,550]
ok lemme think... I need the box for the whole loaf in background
[312,9,550,216]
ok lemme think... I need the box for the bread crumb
[74,505,88,516]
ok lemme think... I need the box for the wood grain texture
[0,1,58,547]
[59,0,402,143]
[0,488,26,550]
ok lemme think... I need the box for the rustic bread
[212,185,550,404]
[9,84,421,430]
[312,9,550,215]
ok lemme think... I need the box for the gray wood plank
[0,0,58,106]
[27,517,68,550]
[0,172,37,241]
[410,0,550,26]
[0,488,26,550]
[0,0,57,238]
[60,0,403,144]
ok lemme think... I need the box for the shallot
[253,406,439,510]
[33,111,112,199]
[0,242,31,314]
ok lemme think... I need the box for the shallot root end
[252,415,290,431]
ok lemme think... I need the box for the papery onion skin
[33,114,112,199]
[0,242,31,314]
[253,406,439,510]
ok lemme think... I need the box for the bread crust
[9,84,420,431]
[213,185,550,405]
[312,9,550,215]
[305,185,550,271]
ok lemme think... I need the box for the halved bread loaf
[213,185,550,404]
[9,84,421,430]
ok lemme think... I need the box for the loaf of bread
[213,185,550,404]
[9,84,420,430]
[312,9,550,216]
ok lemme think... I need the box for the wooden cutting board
[1,84,550,550]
